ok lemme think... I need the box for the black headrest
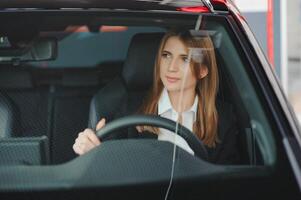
[122,33,164,91]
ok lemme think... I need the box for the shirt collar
[158,88,198,117]
[158,88,172,115]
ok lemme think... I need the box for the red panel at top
[177,6,210,13]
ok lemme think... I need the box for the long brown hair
[138,30,219,148]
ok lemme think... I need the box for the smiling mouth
[166,76,180,83]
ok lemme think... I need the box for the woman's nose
[168,59,178,72]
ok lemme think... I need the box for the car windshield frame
[0,6,299,198]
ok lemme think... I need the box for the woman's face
[159,36,206,93]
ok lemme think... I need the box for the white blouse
[157,88,198,155]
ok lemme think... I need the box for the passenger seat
[0,92,19,138]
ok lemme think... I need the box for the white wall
[233,0,267,12]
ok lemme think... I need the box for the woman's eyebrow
[162,50,187,56]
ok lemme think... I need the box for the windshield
[0,14,276,196]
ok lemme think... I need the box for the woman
[73,30,239,164]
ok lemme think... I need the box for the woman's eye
[162,52,170,59]
[183,57,189,63]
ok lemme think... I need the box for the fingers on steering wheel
[73,129,100,155]
[96,118,106,131]
[81,128,101,145]
[86,132,101,145]
[73,142,84,155]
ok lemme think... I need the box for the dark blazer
[207,100,240,164]
[102,92,240,165]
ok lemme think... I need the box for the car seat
[88,33,164,130]
[0,92,19,138]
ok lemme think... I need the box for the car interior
[0,24,262,166]
[3,25,261,165]
[0,2,300,198]
[4,11,301,200]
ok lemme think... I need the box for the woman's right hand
[73,118,106,155]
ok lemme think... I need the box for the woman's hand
[73,118,106,155]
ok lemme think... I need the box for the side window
[206,17,276,166]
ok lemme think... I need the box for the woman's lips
[166,76,180,83]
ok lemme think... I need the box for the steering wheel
[96,115,208,160]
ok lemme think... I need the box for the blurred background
[234,0,301,122]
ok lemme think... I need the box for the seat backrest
[88,33,164,129]
[0,69,45,138]
[0,92,19,138]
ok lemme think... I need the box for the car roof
[0,0,239,40]
[0,0,229,12]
